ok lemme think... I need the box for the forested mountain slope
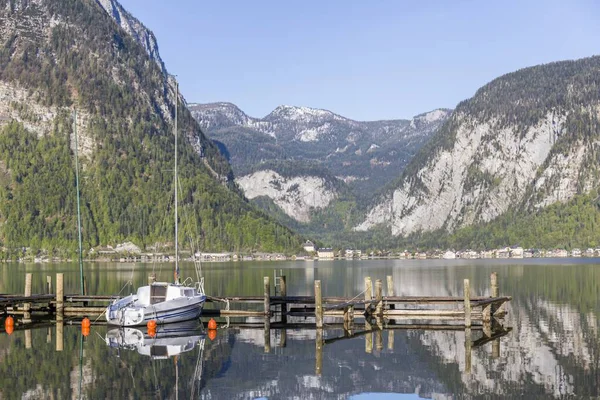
[0,0,301,255]
[356,56,600,239]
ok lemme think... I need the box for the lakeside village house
[76,241,597,264]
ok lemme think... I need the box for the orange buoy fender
[82,326,90,337]
[5,316,14,335]
[208,329,217,341]
[147,320,157,329]
[81,317,91,329]
[207,318,217,330]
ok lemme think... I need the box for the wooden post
[464,327,472,374]
[387,329,394,351]
[375,279,383,318]
[364,277,372,315]
[315,328,323,375]
[56,273,64,320]
[387,275,395,310]
[23,273,32,322]
[464,279,471,328]
[279,276,287,324]
[46,276,52,295]
[56,273,65,352]
[46,327,52,344]
[491,272,502,315]
[263,277,270,317]
[314,280,323,329]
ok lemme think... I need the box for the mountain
[355,56,600,239]
[0,0,301,255]
[189,102,450,196]
[189,102,450,224]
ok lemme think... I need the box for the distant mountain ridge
[189,102,450,224]
[189,102,450,190]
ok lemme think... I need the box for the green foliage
[0,0,302,254]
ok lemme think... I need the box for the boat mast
[174,79,179,284]
[73,109,84,295]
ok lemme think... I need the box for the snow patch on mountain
[236,170,338,222]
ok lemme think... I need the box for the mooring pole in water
[464,279,471,328]
[491,271,500,315]
[24,273,32,323]
[314,280,323,329]
[375,279,383,319]
[387,275,395,310]
[364,277,372,315]
[56,273,64,353]
[264,276,271,353]
[386,275,395,349]
[279,275,287,324]
[263,277,270,316]
[46,276,52,295]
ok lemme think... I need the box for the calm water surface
[1,259,599,399]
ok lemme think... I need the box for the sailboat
[105,81,207,326]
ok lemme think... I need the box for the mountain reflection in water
[0,259,598,399]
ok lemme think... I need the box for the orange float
[207,318,217,330]
[81,317,91,329]
[82,326,90,337]
[4,316,14,335]
[208,329,217,341]
[147,320,157,330]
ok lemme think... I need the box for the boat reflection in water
[105,320,205,359]
[105,320,206,398]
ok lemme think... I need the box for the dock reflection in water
[1,260,599,399]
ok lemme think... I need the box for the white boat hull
[106,284,206,326]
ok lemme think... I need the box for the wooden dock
[1,272,510,326]
[1,272,511,375]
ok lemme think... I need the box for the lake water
[1,258,599,399]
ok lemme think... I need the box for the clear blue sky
[119,0,599,121]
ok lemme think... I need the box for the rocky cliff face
[356,57,600,236]
[95,0,167,75]
[190,102,450,222]
[236,169,338,223]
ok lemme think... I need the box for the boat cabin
[136,283,196,306]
